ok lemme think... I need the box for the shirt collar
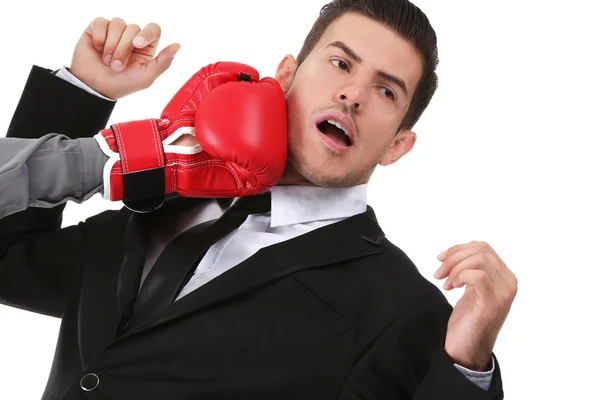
[268,184,368,227]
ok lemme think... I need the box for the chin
[289,155,369,188]
[285,122,374,188]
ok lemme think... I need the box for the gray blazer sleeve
[0,134,108,219]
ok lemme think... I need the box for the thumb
[145,43,181,81]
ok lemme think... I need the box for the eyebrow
[326,40,409,98]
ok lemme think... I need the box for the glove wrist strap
[110,119,166,213]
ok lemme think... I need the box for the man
[0,1,517,398]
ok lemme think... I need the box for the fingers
[443,252,491,290]
[437,240,479,262]
[144,42,181,84]
[434,240,517,301]
[91,18,163,72]
[111,24,142,72]
[133,22,162,52]
[81,16,177,91]
[452,269,495,300]
[88,17,109,52]
[102,18,127,67]
[435,246,478,280]
[435,241,496,289]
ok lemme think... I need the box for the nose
[337,78,367,112]
[339,94,360,112]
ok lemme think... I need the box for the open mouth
[317,119,352,147]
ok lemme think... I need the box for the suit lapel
[115,195,227,334]
[122,206,385,337]
[78,209,147,365]
[114,212,149,334]
[80,195,222,364]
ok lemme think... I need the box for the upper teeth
[327,120,349,137]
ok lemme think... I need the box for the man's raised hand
[69,17,180,100]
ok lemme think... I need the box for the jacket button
[80,373,100,391]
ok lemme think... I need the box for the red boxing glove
[94,62,287,212]
[193,63,288,197]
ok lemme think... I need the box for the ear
[275,54,298,95]
[379,129,417,166]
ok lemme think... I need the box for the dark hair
[296,0,439,131]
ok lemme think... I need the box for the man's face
[278,12,423,187]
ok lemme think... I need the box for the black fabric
[0,65,116,318]
[0,66,505,399]
[121,167,166,213]
[126,192,272,331]
[5,65,115,140]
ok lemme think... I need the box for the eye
[378,87,396,101]
[330,59,350,71]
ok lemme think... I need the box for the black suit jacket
[0,66,504,399]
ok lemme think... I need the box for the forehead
[314,12,423,94]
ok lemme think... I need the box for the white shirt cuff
[453,356,495,391]
[54,67,116,102]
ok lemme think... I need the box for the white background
[0,0,598,398]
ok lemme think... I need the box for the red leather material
[95,61,287,208]
[110,120,165,174]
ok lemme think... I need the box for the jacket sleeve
[4,65,115,140]
[0,209,88,317]
[337,300,504,400]
[0,65,116,317]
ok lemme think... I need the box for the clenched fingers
[102,18,127,67]
[133,22,162,54]
[88,17,109,52]
[111,24,142,71]
[443,252,496,290]
[435,246,479,280]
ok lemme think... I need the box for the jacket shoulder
[363,238,450,309]
[294,236,451,333]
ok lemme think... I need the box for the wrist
[464,357,492,372]
[445,349,492,372]
[58,66,116,101]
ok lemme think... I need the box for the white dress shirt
[56,66,494,390]
[142,184,369,300]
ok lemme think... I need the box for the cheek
[295,63,341,100]
[284,92,311,149]
[360,119,400,157]
[285,91,304,130]
[285,75,322,130]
